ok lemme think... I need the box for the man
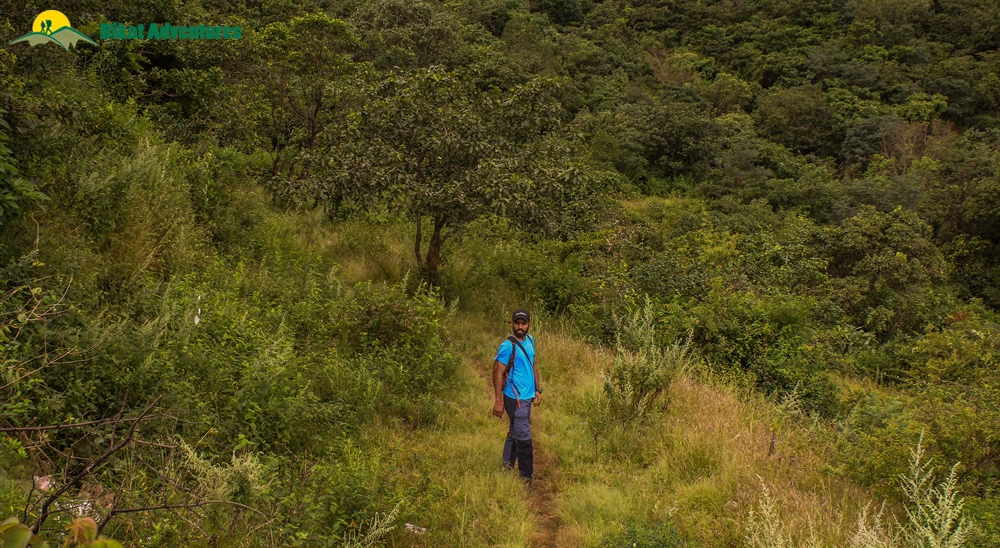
[492,309,542,485]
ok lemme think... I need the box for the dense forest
[1,0,999,546]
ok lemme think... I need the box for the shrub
[602,297,691,422]
[0,109,48,227]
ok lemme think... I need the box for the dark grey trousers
[502,395,533,481]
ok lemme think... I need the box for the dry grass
[357,309,880,547]
[318,219,416,286]
[513,322,877,547]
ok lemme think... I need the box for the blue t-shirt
[495,335,536,400]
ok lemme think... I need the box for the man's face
[512,319,530,338]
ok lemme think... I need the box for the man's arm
[492,360,505,417]
[532,361,542,405]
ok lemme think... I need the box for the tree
[820,206,947,336]
[754,86,837,155]
[350,0,466,69]
[248,13,362,180]
[329,67,610,285]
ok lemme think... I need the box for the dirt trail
[465,346,568,547]
[528,441,564,548]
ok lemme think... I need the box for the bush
[0,109,48,227]
[602,297,691,423]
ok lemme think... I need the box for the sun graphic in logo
[9,10,97,50]
[33,10,72,35]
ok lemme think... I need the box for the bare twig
[0,414,165,433]
[97,499,268,533]
[32,396,163,534]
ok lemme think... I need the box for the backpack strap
[510,338,533,367]
[503,336,522,406]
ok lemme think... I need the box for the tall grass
[387,306,882,547]
[512,317,878,547]
[744,432,972,548]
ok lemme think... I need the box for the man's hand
[533,392,542,406]
[493,400,504,417]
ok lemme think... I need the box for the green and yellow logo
[8,10,98,50]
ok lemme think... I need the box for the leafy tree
[704,72,753,114]
[500,13,563,76]
[626,101,723,182]
[754,86,837,155]
[350,0,466,69]
[248,13,362,179]
[530,0,584,26]
[330,67,608,285]
[821,206,947,336]
[840,115,904,172]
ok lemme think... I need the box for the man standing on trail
[492,309,542,485]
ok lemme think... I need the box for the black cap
[512,309,531,322]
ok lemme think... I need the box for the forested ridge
[1,0,999,546]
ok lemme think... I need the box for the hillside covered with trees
[1,0,999,546]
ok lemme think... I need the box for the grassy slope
[313,255,878,548]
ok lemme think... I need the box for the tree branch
[32,395,162,534]
[0,414,165,433]
[98,499,268,533]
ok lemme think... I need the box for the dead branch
[32,395,162,534]
[0,414,165,433]
[97,499,268,533]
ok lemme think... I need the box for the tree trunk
[414,216,423,272]
[424,217,447,287]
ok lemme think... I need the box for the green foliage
[600,521,687,547]
[754,86,837,155]
[351,0,468,69]
[323,66,612,284]
[705,72,754,114]
[3,0,1000,543]
[249,13,362,180]
[0,517,47,548]
[0,110,48,226]
[821,206,948,337]
[602,298,690,423]
[625,101,723,182]
[530,0,584,26]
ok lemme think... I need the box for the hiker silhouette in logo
[492,309,542,485]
